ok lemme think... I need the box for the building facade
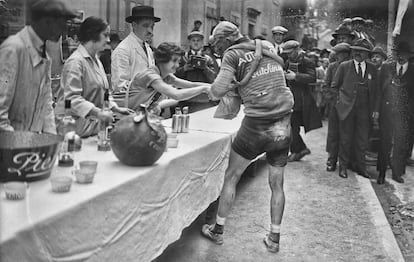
[0,0,284,47]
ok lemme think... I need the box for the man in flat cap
[0,0,76,133]
[342,18,353,32]
[175,31,218,112]
[200,21,294,253]
[332,39,379,179]
[111,5,160,97]
[325,43,351,172]
[281,40,321,162]
[377,42,414,184]
[271,26,288,55]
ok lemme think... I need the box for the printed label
[7,152,56,176]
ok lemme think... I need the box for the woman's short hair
[78,16,108,43]
[153,42,184,64]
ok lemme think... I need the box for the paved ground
[370,161,414,261]
[155,123,405,262]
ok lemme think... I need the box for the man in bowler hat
[332,39,379,179]
[111,5,161,94]
[0,0,76,133]
[377,42,414,184]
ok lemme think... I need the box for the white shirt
[353,60,366,77]
[396,62,408,76]
[274,43,283,54]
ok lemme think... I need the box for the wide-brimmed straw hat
[350,39,373,52]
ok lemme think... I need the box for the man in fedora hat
[175,31,218,112]
[376,41,414,184]
[332,38,379,179]
[0,0,76,133]
[371,46,387,70]
[365,46,388,167]
[331,25,355,47]
[325,43,351,172]
[111,5,161,94]
[271,26,288,55]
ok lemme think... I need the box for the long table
[0,107,244,262]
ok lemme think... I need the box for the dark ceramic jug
[110,105,167,166]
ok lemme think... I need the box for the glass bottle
[58,99,76,167]
[172,107,182,133]
[97,90,112,151]
[182,106,189,133]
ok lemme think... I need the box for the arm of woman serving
[151,78,211,101]
[169,75,210,89]
[62,59,132,124]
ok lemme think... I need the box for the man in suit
[377,42,414,184]
[332,39,379,179]
[325,43,351,172]
[271,26,288,56]
[366,46,387,165]
[111,6,160,95]
[281,40,321,162]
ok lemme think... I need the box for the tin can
[182,106,189,133]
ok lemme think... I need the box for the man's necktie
[358,62,363,79]
[142,42,148,58]
[398,65,403,77]
[143,42,155,66]
[41,41,47,58]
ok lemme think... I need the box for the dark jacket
[324,61,340,102]
[379,61,414,117]
[99,49,111,74]
[332,60,379,121]
[285,52,322,132]
[175,50,217,83]
[175,50,218,102]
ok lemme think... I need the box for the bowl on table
[0,131,62,182]
[73,161,98,184]
[4,181,27,200]
[50,176,73,193]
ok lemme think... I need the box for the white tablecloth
[0,107,244,262]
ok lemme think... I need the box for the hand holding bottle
[97,110,114,123]
[112,106,135,115]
